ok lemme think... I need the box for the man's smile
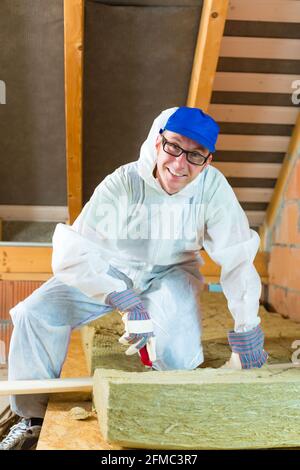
[166,167,188,178]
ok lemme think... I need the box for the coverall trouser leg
[8,265,203,418]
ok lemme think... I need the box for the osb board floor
[37,401,121,450]
[37,292,300,450]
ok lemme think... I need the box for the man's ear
[155,134,162,152]
[204,153,213,169]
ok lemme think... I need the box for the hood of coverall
[137,107,209,198]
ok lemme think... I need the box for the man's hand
[119,304,156,359]
[225,324,268,369]
[106,289,156,365]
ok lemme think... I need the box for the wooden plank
[212,161,281,178]
[0,206,67,222]
[227,0,300,23]
[208,104,298,125]
[213,72,299,94]
[233,187,273,202]
[64,0,84,225]
[246,211,265,226]
[220,37,300,60]
[217,135,289,152]
[93,367,300,449]
[187,0,229,111]
[0,377,92,396]
[0,244,268,278]
[0,273,51,281]
[204,275,269,284]
[201,251,269,278]
[260,112,300,249]
[0,246,52,274]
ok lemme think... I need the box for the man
[0,107,267,450]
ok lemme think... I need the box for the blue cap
[161,107,219,152]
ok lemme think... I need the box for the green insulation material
[93,367,300,450]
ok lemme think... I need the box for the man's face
[154,130,213,195]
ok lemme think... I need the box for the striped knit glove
[106,289,156,361]
[227,325,268,369]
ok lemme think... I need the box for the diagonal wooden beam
[187,0,229,111]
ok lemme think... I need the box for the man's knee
[152,346,203,371]
[9,292,46,325]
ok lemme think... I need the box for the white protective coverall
[8,107,261,418]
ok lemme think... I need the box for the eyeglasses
[160,134,211,166]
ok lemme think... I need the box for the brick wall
[0,281,43,363]
[268,156,300,322]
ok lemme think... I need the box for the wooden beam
[260,112,300,250]
[204,275,269,284]
[208,104,298,125]
[213,72,299,94]
[227,0,300,23]
[0,246,269,279]
[64,0,84,224]
[220,37,300,60]
[201,251,269,279]
[0,246,52,274]
[0,273,51,281]
[212,161,281,178]
[217,135,289,152]
[187,0,229,111]
[0,377,92,397]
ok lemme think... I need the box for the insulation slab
[93,367,300,450]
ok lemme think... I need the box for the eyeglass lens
[162,137,207,166]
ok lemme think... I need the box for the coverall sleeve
[51,170,128,303]
[203,175,262,333]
